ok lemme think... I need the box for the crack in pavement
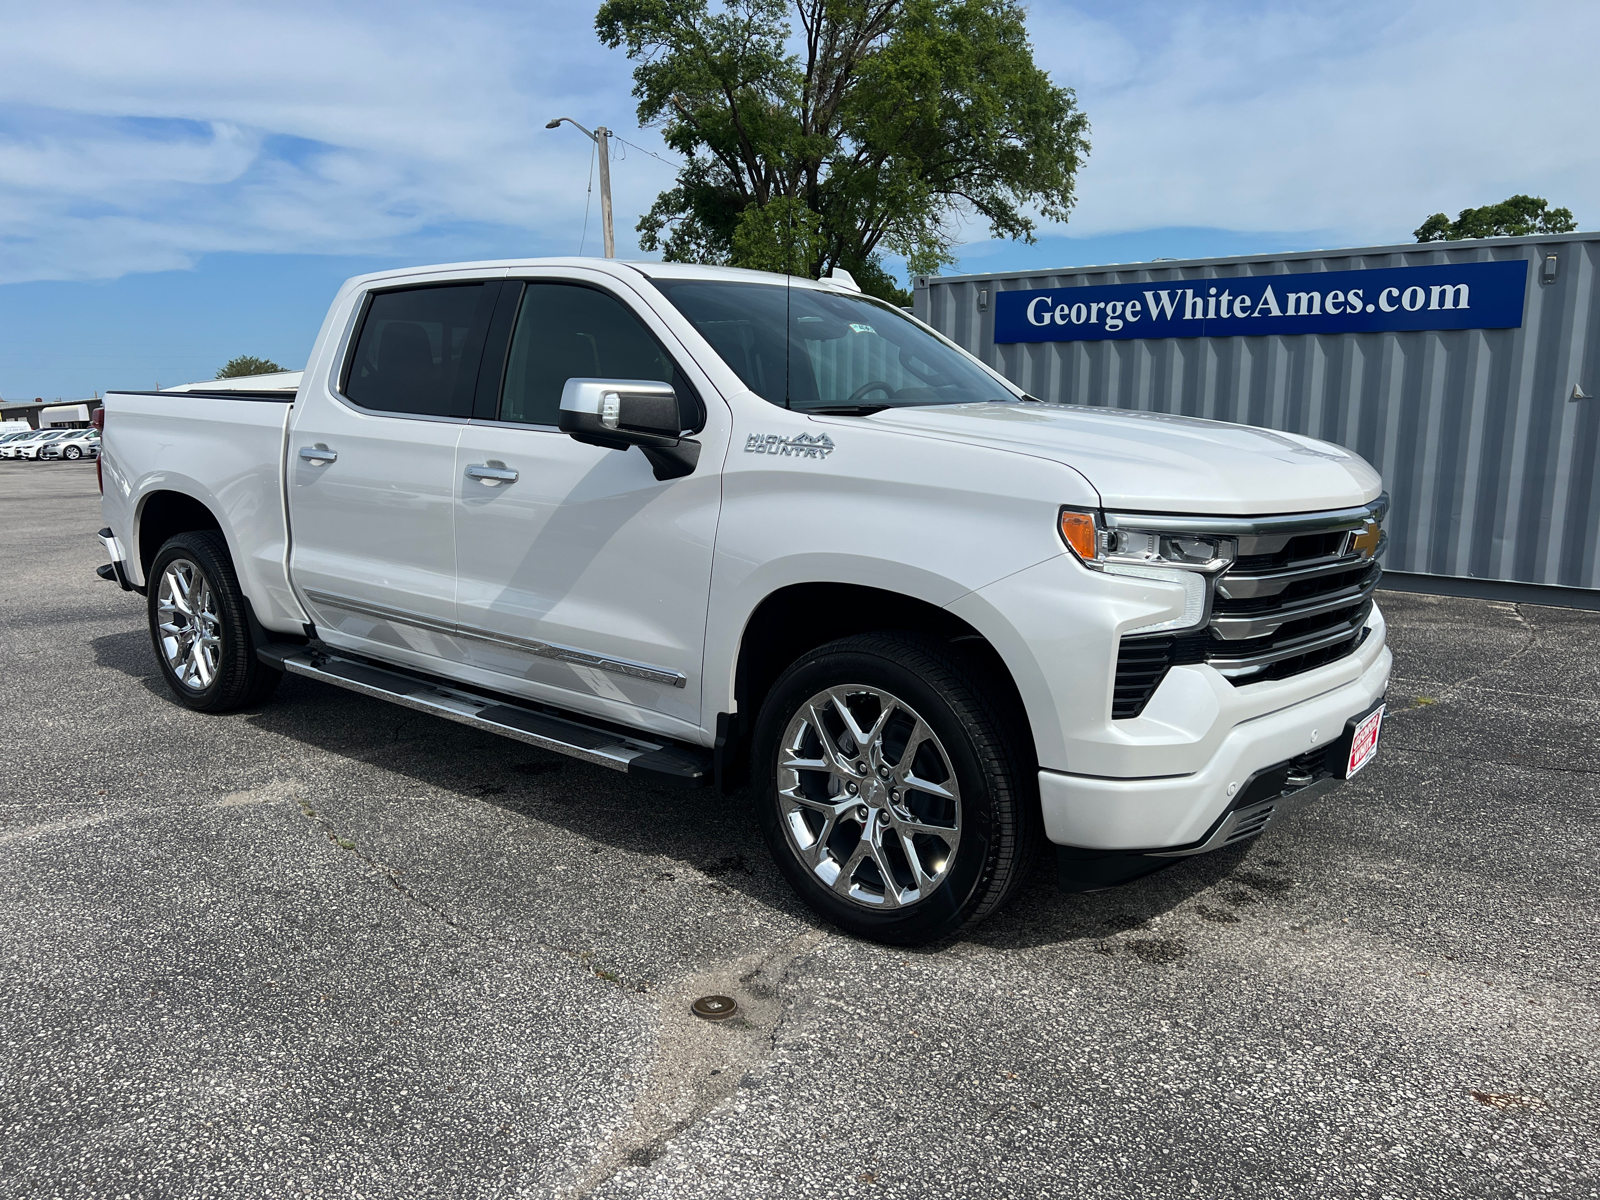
[1388,678,1600,707]
[275,780,498,947]
[287,782,617,977]
[561,928,829,1199]
[1392,604,1544,715]
[1382,743,1600,777]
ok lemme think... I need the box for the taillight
[93,407,105,493]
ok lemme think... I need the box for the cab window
[344,284,497,417]
[499,283,697,428]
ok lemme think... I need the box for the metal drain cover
[691,995,738,1021]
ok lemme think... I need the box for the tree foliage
[217,355,285,379]
[1414,195,1577,243]
[595,0,1089,302]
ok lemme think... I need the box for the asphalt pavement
[1,460,1596,1199]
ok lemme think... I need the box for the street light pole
[546,117,615,258]
[593,126,615,260]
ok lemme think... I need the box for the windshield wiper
[804,404,891,416]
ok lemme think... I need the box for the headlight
[1059,507,1236,633]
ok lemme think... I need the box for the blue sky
[2,0,1596,400]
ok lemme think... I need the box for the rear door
[287,277,501,665]
[451,272,726,731]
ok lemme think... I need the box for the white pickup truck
[96,258,1391,944]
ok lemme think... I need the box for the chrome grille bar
[1210,568,1382,640]
[1208,612,1370,678]
[1215,545,1382,599]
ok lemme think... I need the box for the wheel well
[138,491,222,579]
[724,582,1034,787]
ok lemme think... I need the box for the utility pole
[594,126,614,259]
[546,118,615,258]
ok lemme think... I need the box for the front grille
[1112,503,1386,718]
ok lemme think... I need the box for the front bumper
[1039,642,1391,851]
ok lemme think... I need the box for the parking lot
[1,460,1596,1199]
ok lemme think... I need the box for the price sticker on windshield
[1346,704,1384,778]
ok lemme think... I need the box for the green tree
[1414,195,1577,242]
[595,0,1089,303]
[217,355,285,379]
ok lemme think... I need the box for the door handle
[299,445,338,465]
[465,463,519,485]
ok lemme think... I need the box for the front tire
[752,633,1039,945]
[63,445,82,460]
[147,531,281,712]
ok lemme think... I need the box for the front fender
[701,405,1099,729]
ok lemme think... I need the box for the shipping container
[914,233,1600,605]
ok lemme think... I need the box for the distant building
[0,371,302,430]
[0,398,100,430]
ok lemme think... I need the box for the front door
[288,278,500,665]
[452,276,725,733]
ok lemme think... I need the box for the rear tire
[752,633,1040,945]
[147,531,281,712]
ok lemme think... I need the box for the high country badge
[744,432,835,460]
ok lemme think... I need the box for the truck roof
[335,258,858,296]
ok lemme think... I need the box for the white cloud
[0,0,1595,283]
[0,0,680,281]
[1026,0,1600,243]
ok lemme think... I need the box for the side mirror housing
[558,378,701,481]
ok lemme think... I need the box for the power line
[579,139,597,255]
[610,135,681,169]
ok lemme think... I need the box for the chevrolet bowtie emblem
[1350,519,1382,559]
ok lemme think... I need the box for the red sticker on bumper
[1347,705,1384,777]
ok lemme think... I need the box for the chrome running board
[257,644,710,787]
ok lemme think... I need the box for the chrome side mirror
[558,378,700,480]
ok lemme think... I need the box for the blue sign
[993,259,1528,343]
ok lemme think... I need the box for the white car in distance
[40,430,100,460]
[2,430,69,459]
[0,429,38,456]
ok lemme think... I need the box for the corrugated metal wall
[809,327,900,402]
[915,234,1600,593]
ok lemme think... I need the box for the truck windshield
[651,279,1017,412]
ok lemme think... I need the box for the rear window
[344,284,497,417]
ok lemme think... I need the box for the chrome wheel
[156,558,222,691]
[776,686,961,910]
[64,446,82,460]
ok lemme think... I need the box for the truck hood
[857,402,1382,515]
